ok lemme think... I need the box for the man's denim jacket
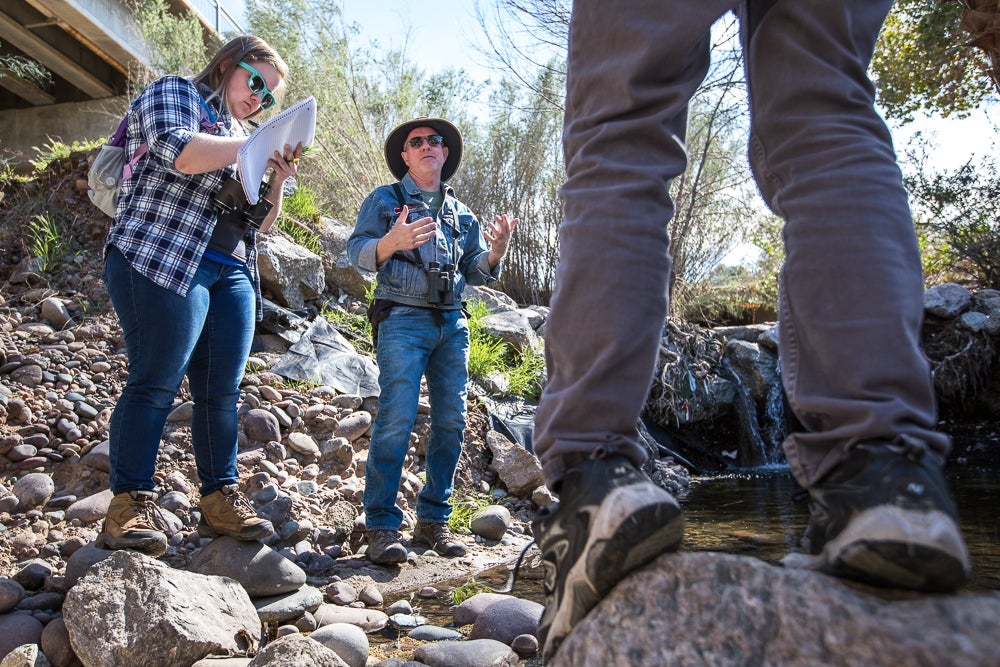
[347,173,500,309]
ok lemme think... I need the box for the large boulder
[552,551,1000,667]
[62,550,261,667]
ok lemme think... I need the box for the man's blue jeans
[364,306,469,531]
[103,246,255,496]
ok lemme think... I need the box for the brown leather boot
[95,490,168,557]
[413,521,467,557]
[198,484,273,540]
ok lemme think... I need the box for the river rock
[62,550,260,666]
[0,642,50,667]
[252,585,324,625]
[313,604,388,632]
[408,625,463,641]
[470,596,543,645]
[0,615,44,661]
[12,473,54,511]
[453,592,514,627]
[63,542,114,588]
[63,488,112,524]
[38,617,75,667]
[246,633,348,667]
[469,505,511,541]
[484,430,544,496]
[187,536,306,597]
[308,622,369,667]
[243,409,281,443]
[413,638,519,667]
[0,579,24,613]
[80,440,110,473]
[552,551,1000,667]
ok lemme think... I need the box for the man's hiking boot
[95,490,168,557]
[532,454,684,659]
[366,529,408,564]
[413,521,468,557]
[198,484,274,540]
[782,437,970,593]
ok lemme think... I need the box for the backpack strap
[122,93,214,181]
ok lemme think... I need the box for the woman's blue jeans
[364,306,469,531]
[103,246,255,496]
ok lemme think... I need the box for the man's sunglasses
[407,134,444,149]
[237,61,276,110]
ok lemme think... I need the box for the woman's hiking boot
[95,489,168,557]
[198,484,274,540]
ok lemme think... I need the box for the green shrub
[466,299,545,400]
[28,214,70,271]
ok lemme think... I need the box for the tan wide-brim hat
[384,116,463,182]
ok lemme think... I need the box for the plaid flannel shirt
[105,76,264,319]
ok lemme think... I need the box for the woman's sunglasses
[237,61,276,110]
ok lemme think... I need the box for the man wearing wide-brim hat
[347,117,518,565]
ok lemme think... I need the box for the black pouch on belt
[367,298,396,349]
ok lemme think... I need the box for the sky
[341,1,996,172]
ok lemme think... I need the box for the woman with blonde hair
[98,34,302,556]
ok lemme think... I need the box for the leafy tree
[129,0,214,87]
[904,142,1000,288]
[247,0,483,223]
[874,0,995,122]
[456,70,565,304]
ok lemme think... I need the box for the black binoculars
[426,261,456,306]
[214,177,274,230]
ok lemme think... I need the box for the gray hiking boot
[366,529,407,565]
[532,454,684,659]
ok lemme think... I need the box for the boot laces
[130,490,168,530]
[221,485,257,519]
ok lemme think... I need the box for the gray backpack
[88,96,216,217]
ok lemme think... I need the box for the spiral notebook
[237,96,317,203]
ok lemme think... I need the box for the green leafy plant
[450,578,494,607]
[277,185,323,253]
[281,182,322,223]
[27,213,69,271]
[447,492,492,535]
[29,138,101,174]
[322,296,374,356]
[466,299,546,400]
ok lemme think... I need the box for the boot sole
[96,531,167,557]
[197,520,274,541]
[820,505,970,592]
[542,483,684,657]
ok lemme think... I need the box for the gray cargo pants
[533,0,949,489]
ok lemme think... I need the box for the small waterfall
[762,361,786,465]
[721,358,787,467]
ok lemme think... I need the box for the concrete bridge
[0,0,243,166]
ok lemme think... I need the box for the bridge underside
[0,0,235,164]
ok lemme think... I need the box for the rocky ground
[0,151,575,664]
